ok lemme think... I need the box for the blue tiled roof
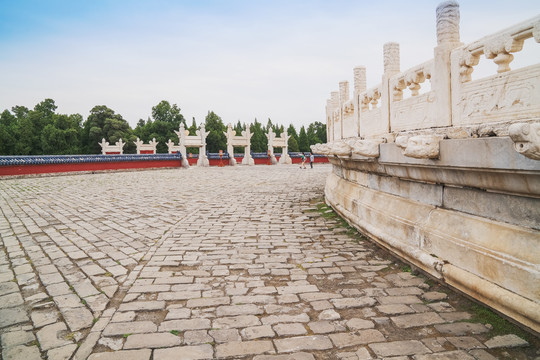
[0,153,183,166]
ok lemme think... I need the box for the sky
[0,0,539,129]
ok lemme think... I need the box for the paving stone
[369,340,431,357]
[187,296,230,307]
[308,321,345,334]
[123,332,182,349]
[276,285,319,294]
[0,281,19,295]
[376,304,415,315]
[2,345,42,360]
[241,325,276,340]
[158,291,202,301]
[153,345,214,359]
[319,309,340,321]
[47,343,78,360]
[446,336,485,349]
[0,292,24,307]
[36,322,72,351]
[88,349,152,360]
[253,352,315,360]
[118,301,166,312]
[422,292,448,302]
[216,304,264,317]
[273,323,308,336]
[62,306,95,331]
[262,313,310,325]
[165,308,191,320]
[377,295,422,304]
[274,335,333,352]
[184,330,213,345]
[213,315,261,329]
[329,330,385,348]
[0,307,28,328]
[391,312,445,328]
[1,330,35,348]
[159,318,211,332]
[103,321,158,336]
[332,297,376,309]
[413,350,476,359]
[484,334,529,348]
[434,322,489,335]
[216,340,275,357]
[210,329,242,343]
[346,318,375,330]
[468,349,498,360]
[31,309,60,328]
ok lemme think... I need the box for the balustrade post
[434,0,461,127]
[383,42,400,134]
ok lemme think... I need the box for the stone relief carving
[403,135,441,159]
[310,143,331,156]
[509,122,540,160]
[384,42,400,74]
[346,138,384,158]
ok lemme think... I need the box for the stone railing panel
[451,15,540,126]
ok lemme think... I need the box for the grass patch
[461,300,533,341]
[123,333,132,338]
[169,330,180,336]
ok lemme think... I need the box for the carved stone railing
[451,15,540,127]
[317,1,540,333]
[134,138,158,154]
[98,138,125,155]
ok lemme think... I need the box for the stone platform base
[325,137,540,333]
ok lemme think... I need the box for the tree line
[0,99,326,156]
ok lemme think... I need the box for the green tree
[308,121,327,144]
[250,119,267,153]
[204,111,226,153]
[0,110,17,155]
[287,124,299,152]
[298,126,309,152]
[82,105,133,154]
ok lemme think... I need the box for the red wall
[0,160,182,176]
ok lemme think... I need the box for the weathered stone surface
[391,312,445,328]
[213,315,261,329]
[369,340,431,357]
[241,325,275,340]
[88,349,152,360]
[253,353,315,360]
[1,330,35,348]
[3,345,42,360]
[273,323,307,336]
[215,340,275,358]
[62,307,94,331]
[346,318,375,330]
[124,333,182,349]
[187,296,230,308]
[47,344,78,360]
[154,345,213,359]
[36,322,72,351]
[0,292,24,308]
[329,330,385,348]
[413,350,476,359]
[209,329,242,343]
[261,313,310,325]
[332,297,376,309]
[274,335,333,353]
[103,321,158,336]
[446,336,485,349]
[159,319,211,332]
[434,322,489,335]
[0,307,29,328]
[484,334,529,348]
[184,330,213,345]
[216,304,263,317]
[118,301,165,312]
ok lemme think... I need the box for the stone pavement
[0,165,537,360]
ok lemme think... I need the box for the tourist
[310,153,314,168]
[300,153,306,169]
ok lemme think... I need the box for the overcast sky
[0,0,538,129]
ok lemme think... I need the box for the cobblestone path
[0,165,537,359]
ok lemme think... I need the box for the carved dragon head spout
[509,122,540,160]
